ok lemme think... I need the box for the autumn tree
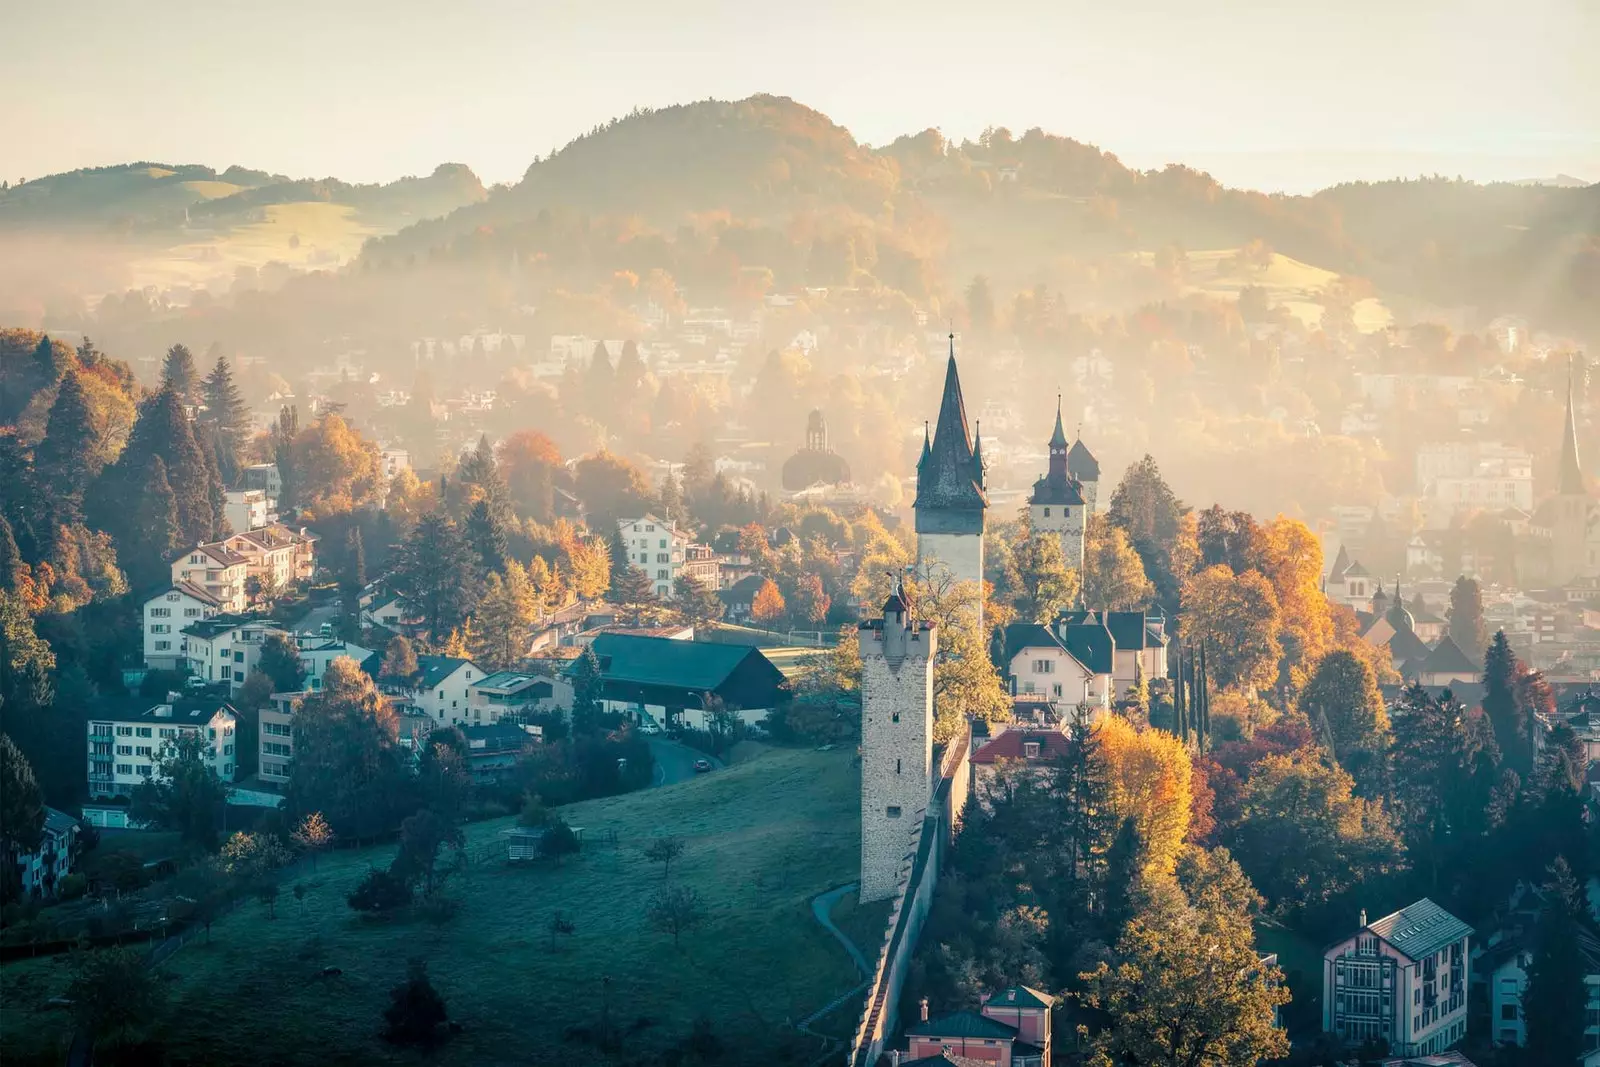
[1009,530,1080,622]
[1299,650,1389,759]
[499,430,562,521]
[1181,565,1282,692]
[648,884,707,947]
[1259,517,1333,690]
[380,635,420,686]
[288,413,384,518]
[750,579,786,625]
[1081,515,1154,610]
[473,561,538,671]
[562,533,612,602]
[1107,454,1185,606]
[290,811,336,869]
[573,450,654,529]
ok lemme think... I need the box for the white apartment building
[386,655,485,727]
[259,691,303,783]
[1415,441,1534,513]
[87,701,239,798]
[142,583,223,670]
[1323,900,1471,1057]
[466,670,573,724]
[180,616,282,689]
[1485,928,1600,1052]
[224,489,271,533]
[618,514,694,599]
[171,542,250,613]
[16,808,79,899]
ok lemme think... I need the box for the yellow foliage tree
[1094,715,1193,878]
[1259,517,1334,692]
[385,468,438,535]
[1082,515,1155,610]
[850,510,913,606]
[292,414,383,518]
[1181,565,1282,693]
[751,579,787,624]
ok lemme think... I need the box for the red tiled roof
[971,729,1071,765]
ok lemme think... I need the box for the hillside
[1,746,864,1067]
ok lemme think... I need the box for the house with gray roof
[567,633,789,731]
[1323,899,1472,1057]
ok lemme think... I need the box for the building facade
[915,338,988,633]
[142,583,223,670]
[171,542,250,613]
[859,585,937,903]
[87,702,239,798]
[1322,899,1471,1056]
[618,515,694,600]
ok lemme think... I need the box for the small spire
[1560,352,1586,495]
[1049,394,1069,450]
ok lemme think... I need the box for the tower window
[891,712,899,723]
[886,806,902,818]
[1043,507,1051,517]
[896,759,902,774]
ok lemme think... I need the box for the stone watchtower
[1067,431,1101,515]
[858,583,936,903]
[1029,397,1089,572]
[915,336,988,631]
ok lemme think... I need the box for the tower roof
[1560,355,1585,495]
[914,338,988,512]
[1067,436,1100,480]
[1048,396,1069,450]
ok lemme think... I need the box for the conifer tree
[568,645,603,735]
[122,454,181,589]
[1481,630,1530,776]
[464,498,508,577]
[390,513,476,642]
[120,387,214,546]
[161,343,199,403]
[1056,716,1118,888]
[34,369,97,520]
[1447,575,1488,658]
[1523,858,1587,1064]
[32,335,63,383]
[0,516,23,594]
[200,354,249,471]
[196,430,230,539]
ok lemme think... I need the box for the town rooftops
[907,1009,1018,1042]
[180,614,269,640]
[43,807,78,836]
[1061,618,1115,676]
[999,624,1083,672]
[971,729,1072,766]
[154,581,224,608]
[1059,609,1162,652]
[1364,898,1472,961]
[97,699,237,725]
[472,671,548,696]
[570,633,779,692]
[406,655,479,689]
[1419,635,1477,674]
[189,541,250,567]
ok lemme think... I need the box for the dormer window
[1024,741,1041,759]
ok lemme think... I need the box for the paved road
[647,737,724,786]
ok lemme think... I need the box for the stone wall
[849,722,971,1067]
[859,620,935,904]
[916,532,986,631]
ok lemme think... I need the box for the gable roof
[570,634,779,692]
[1060,609,1156,652]
[971,729,1072,766]
[1366,898,1472,961]
[1067,437,1099,480]
[905,1010,1018,1041]
[1387,625,1433,669]
[1328,543,1352,582]
[1419,635,1477,674]
[999,624,1092,677]
[148,581,224,609]
[1062,620,1115,675]
[415,655,478,688]
[187,541,249,567]
[984,985,1054,1010]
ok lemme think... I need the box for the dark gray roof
[1387,625,1432,669]
[1062,621,1114,675]
[1060,609,1156,652]
[985,985,1053,1010]
[1366,898,1472,961]
[568,633,779,692]
[1420,635,1477,674]
[914,344,987,513]
[415,655,479,688]
[1029,470,1084,507]
[1067,437,1099,480]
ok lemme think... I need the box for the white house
[180,616,283,689]
[87,701,239,798]
[223,528,299,598]
[617,515,694,600]
[996,620,1116,710]
[142,582,223,670]
[171,542,250,613]
[15,808,79,899]
[224,489,271,533]
[1323,899,1471,1056]
[1483,927,1600,1051]
[466,670,573,724]
[258,690,304,783]
[362,594,422,634]
[296,642,375,691]
[385,655,485,727]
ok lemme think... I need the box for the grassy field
[1133,247,1394,333]
[127,201,382,292]
[2,746,864,1066]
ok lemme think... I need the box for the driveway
[647,737,723,786]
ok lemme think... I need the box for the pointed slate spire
[913,335,988,512]
[918,420,931,470]
[972,420,985,479]
[1560,353,1586,495]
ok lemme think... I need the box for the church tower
[858,582,936,903]
[1067,432,1101,515]
[915,336,988,630]
[1029,397,1088,572]
[1552,356,1591,584]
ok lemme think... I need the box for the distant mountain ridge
[0,160,487,232]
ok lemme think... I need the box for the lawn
[1132,247,1394,333]
[2,746,865,1066]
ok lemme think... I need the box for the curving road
[647,737,724,786]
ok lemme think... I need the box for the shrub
[57,873,88,901]
[347,868,412,913]
[383,958,448,1045]
[518,794,548,828]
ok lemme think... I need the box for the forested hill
[356,95,1598,336]
[0,161,487,233]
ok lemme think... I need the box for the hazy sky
[5,0,1597,193]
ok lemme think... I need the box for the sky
[4,0,1597,194]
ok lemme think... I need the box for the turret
[915,336,988,631]
[1029,395,1088,571]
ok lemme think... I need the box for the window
[645,524,655,532]
[149,624,168,634]
[117,745,133,756]
[155,640,171,651]
[895,759,902,774]
[150,608,171,618]
[138,766,152,777]
[263,742,291,757]
[1052,683,1063,697]
[136,727,151,738]
[220,666,231,680]
[160,728,176,739]
[184,608,201,617]
[657,570,668,580]
[233,651,244,662]
[885,806,901,818]
[136,745,152,757]
[1031,659,1054,674]
[1500,1004,1518,1020]
[116,764,133,776]
[1042,507,1051,517]
[116,726,132,736]
[659,539,667,549]
[223,744,233,755]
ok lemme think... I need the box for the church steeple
[1560,354,1586,496]
[1048,394,1069,451]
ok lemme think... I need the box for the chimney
[1359,908,1368,928]
[167,691,182,703]
[919,997,929,1023]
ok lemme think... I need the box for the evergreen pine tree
[0,515,23,593]
[162,343,199,403]
[1447,575,1489,658]
[1102,816,1149,932]
[659,470,683,523]
[200,355,249,473]
[464,499,508,577]
[34,369,98,520]
[122,454,181,589]
[1196,641,1211,751]
[1056,715,1118,889]
[390,513,477,642]
[32,335,63,383]
[1523,858,1587,1064]
[1482,630,1526,775]
[272,405,300,513]
[569,645,603,735]
[121,387,214,546]
[196,429,230,539]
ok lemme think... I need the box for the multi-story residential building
[618,515,693,600]
[296,642,375,691]
[171,542,250,613]
[680,544,721,590]
[223,489,271,533]
[16,808,79,899]
[385,655,486,727]
[240,462,282,501]
[903,986,1054,1067]
[180,616,280,689]
[1323,899,1472,1056]
[142,582,223,670]
[87,701,239,798]
[466,671,573,724]
[258,691,304,783]
[224,528,300,597]
[1483,926,1600,1052]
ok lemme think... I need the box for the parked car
[693,758,712,773]
[637,719,662,736]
